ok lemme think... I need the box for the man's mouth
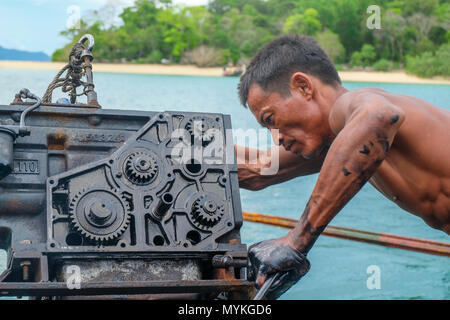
[289,144,305,158]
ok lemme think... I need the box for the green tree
[283,8,322,35]
[360,44,376,66]
[119,0,164,60]
[331,0,363,55]
[315,29,346,63]
[435,3,450,30]
[407,13,436,44]
[402,0,439,16]
[373,10,406,61]
[406,43,450,77]
[372,59,391,71]
[351,51,363,67]
[351,44,376,67]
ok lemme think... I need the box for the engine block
[0,104,249,298]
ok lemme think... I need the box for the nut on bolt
[212,255,234,267]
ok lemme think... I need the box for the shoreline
[1,60,449,85]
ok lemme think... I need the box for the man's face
[247,83,330,159]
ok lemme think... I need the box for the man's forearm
[236,145,325,190]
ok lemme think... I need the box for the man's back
[333,88,450,232]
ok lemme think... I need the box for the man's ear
[290,72,313,101]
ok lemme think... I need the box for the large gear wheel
[69,188,131,243]
[123,151,158,185]
[189,194,225,230]
[185,116,218,144]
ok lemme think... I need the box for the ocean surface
[0,69,448,300]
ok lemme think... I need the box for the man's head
[238,35,342,159]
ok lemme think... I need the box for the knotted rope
[42,42,93,104]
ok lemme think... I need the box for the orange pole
[242,211,450,257]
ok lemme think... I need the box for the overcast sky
[0,0,209,55]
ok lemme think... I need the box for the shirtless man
[236,35,450,299]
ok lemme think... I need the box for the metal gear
[185,116,218,144]
[69,188,131,243]
[190,194,225,230]
[123,151,158,185]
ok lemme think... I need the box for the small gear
[69,188,131,243]
[185,116,218,144]
[190,194,225,230]
[123,151,158,185]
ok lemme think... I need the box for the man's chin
[300,152,313,160]
[294,149,319,160]
[292,150,309,159]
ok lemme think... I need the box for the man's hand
[247,238,310,300]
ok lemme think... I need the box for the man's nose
[270,129,284,146]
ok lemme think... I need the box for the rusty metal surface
[55,259,202,283]
[0,279,252,297]
[242,211,450,257]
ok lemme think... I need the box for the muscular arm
[284,93,405,253]
[235,144,326,190]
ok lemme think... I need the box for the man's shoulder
[329,89,370,133]
[329,88,402,134]
[333,87,390,111]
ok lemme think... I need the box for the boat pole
[242,211,450,257]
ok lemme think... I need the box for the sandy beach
[1,60,449,85]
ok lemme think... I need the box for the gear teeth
[68,187,131,244]
[123,151,158,186]
[190,194,225,230]
[185,116,218,144]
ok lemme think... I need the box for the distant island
[0,46,50,61]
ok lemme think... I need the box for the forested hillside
[53,0,450,77]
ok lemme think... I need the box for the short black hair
[238,35,341,107]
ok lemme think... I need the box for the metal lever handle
[252,272,281,300]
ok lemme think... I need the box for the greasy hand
[247,238,310,300]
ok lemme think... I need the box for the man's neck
[313,84,348,149]
[316,84,348,117]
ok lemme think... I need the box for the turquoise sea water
[0,69,448,299]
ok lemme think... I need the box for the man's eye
[265,115,274,125]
